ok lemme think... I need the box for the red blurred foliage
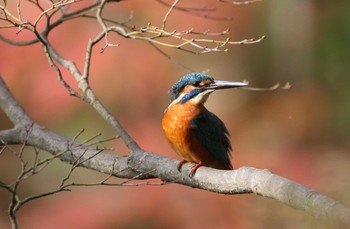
[1,1,350,229]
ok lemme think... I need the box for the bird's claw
[177,160,203,178]
[189,161,203,178]
[177,160,187,172]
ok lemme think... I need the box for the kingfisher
[162,73,248,177]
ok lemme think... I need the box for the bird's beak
[203,80,248,90]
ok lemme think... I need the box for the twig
[239,82,291,91]
[125,26,266,53]
[219,0,262,5]
[161,0,180,30]
[156,0,232,21]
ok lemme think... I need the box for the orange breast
[162,101,228,169]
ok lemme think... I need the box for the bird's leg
[189,161,203,178]
[177,160,188,171]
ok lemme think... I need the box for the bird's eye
[193,79,212,87]
[193,81,201,87]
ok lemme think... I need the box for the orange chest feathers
[162,101,203,162]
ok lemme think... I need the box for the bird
[162,73,247,177]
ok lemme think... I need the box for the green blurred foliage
[314,1,350,139]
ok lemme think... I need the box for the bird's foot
[177,160,188,171]
[189,161,203,178]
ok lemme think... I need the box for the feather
[190,107,233,169]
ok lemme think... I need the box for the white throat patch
[192,89,214,104]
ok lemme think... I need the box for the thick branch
[0,78,32,126]
[131,150,350,224]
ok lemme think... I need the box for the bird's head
[168,73,247,105]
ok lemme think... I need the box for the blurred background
[1,0,350,228]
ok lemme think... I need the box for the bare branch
[156,0,232,21]
[219,0,262,5]
[239,82,292,91]
[148,42,196,72]
[161,0,180,30]
[124,26,266,53]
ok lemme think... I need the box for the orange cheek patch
[200,79,212,86]
[181,85,195,95]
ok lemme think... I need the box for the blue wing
[190,108,233,169]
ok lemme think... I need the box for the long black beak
[203,80,248,90]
